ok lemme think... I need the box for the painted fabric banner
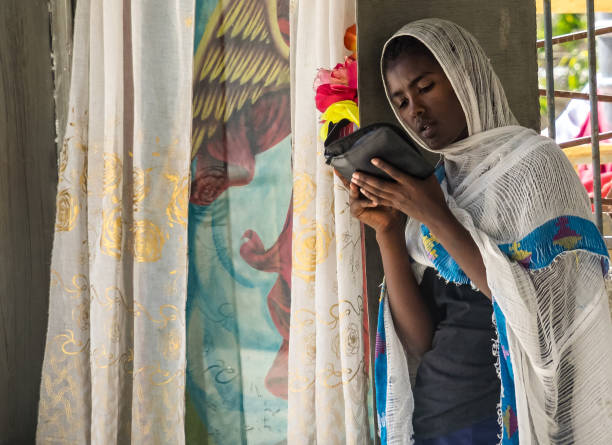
[185,0,292,444]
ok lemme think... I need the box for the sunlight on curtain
[37,0,195,442]
[288,1,372,443]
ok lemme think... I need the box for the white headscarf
[377,18,612,445]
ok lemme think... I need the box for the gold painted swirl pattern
[165,173,189,228]
[100,206,123,258]
[133,167,150,212]
[293,172,316,214]
[132,219,165,263]
[103,152,122,196]
[55,189,80,232]
[292,219,332,282]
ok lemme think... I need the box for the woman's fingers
[351,173,396,200]
[349,181,360,199]
[371,158,408,183]
[360,188,392,207]
[359,188,377,204]
[347,183,376,208]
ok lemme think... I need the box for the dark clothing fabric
[413,416,499,445]
[412,267,500,440]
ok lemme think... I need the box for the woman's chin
[424,137,445,150]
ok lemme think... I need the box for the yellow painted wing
[191,0,290,160]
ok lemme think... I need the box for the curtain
[37,0,195,443]
[288,1,371,443]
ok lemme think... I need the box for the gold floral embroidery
[101,206,123,258]
[331,332,341,359]
[292,226,315,281]
[133,167,151,212]
[293,173,316,214]
[132,219,165,262]
[290,308,316,332]
[93,346,134,371]
[56,330,89,356]
[292,219,333,282]
[99,286,179,329]
[160,328,182,360]
[55,189,80,232]
[105,320,121,343]
[164,173,189,228]
[316,223,332,261]
[132,363,185,386]
[38,338,87,439]
[50,272,89,300]
[72,302,90,331]
[103,152,122,196]
[328,298,363,329]
[288,369,315,393]
[79,160,88,194]
[59,139,69,175]
[318,358,365,389]
[342,322,360,356]
[304,333,316,364]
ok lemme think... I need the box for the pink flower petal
[313,68,333,90]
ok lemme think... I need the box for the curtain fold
[37,0,195,443]
[288,1,371,443]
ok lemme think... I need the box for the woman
[346,19,612,444]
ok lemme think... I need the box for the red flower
[331,58,358,90]
[315,84,357,113]
[314,57,358,113]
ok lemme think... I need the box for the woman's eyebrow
[390,72,434,99]
[408,72,433,88]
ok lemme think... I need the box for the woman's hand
[352,159,492,298]
[337,169,435,356]
[350,158,451,227]
[334,169,406,235]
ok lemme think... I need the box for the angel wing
[191,0,290,160]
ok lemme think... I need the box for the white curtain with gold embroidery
[288,1,371,443]
[37,0,194,443]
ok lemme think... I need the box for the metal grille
[540,0,607,232]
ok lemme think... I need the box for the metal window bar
[544,0,556,140]
[558,131,612,148]
[587,0,603,232]
[536,25,612,48]
[541,0,605,232]
[538,88,612,102]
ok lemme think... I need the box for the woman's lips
[419,122,435,139]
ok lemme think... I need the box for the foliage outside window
[537,14,590,128]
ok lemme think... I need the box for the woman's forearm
[377,226,434,357]
[428,210,492,299]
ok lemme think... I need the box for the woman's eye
[419,83,434,93]
[398,99,408,109]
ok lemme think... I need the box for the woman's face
[385,50,468,150]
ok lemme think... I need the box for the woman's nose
[409,97,425,118]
